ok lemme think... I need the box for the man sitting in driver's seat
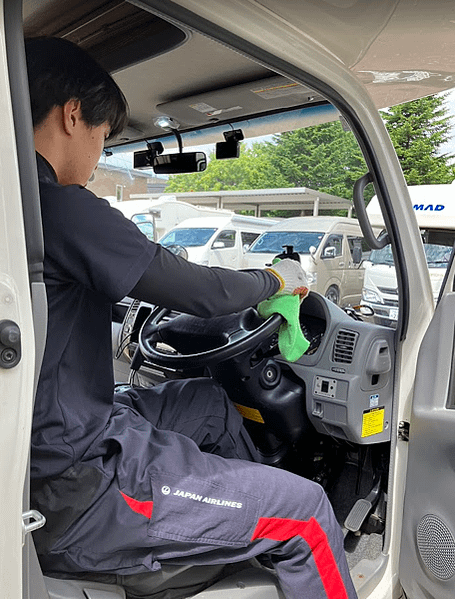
[27,37,357,599]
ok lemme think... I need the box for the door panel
[344,235,365,305]
[209,230,238,267]
[400,292,455,598]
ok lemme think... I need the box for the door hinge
[398,421,410,442]
[22,510,46,545]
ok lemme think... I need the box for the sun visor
[23,1,188,73]
[156,76,324,128]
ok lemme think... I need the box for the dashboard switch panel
[314,376,337,398]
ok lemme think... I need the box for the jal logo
[161,486,171,495]
[413,204,445,211]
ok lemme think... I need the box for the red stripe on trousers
[120,490,154,519]
[251,516,348,599]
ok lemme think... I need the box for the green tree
[381,94,455,185]
[165,122,370,214]
[262,121,369,202]
[165,144,287,192]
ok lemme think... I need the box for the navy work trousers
[35,378,357,599]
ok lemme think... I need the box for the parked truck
[362,183,455,326]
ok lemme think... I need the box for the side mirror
[322,246,336,259]
[165,244,188,260]
[309,245,317,256]
[212,241,226,249]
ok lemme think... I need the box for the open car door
[399,255,455,598]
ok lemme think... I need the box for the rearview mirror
[134,148,207,174]
[153,152,207,174]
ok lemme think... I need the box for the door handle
[22,510,46,545]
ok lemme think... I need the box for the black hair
[25,37,128,140]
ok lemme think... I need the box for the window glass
[423,244,451,268]
[212,230,236,249]
[241,232,260,247]
[160,228,217,248]
[323,234,342,257]
[347,235,364,262]
[369,244,394,266]
[370,242,451,268]
[132,213,153,224]
[136,222,154,241]
[248,231,325,254]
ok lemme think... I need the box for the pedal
[344,498,373,532]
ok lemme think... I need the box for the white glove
[266,259,309,299]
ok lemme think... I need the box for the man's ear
[62,99,83,136]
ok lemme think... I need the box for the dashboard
[113,292,396,446]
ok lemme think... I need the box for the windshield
[135,221,154,241]
[424,244,452,268]
[132,214,153,224]
[160,228,217,248]
[370,243,451,268]
[369,245,395,266]
[248,231,325,254]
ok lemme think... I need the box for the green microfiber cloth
[258,294,310,362]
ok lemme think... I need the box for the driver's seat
[44,577,125,599]
[42,570,284,599]
[30,536,284,599]
[26,538,124,599]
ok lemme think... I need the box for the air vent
[332,329,358,364]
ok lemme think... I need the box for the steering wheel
[139,306,283,369]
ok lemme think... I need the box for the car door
[399,257,455,598]
[342,235,366,305]
[0,3,45,596]
[209,229,238,268]
[318,233,343,298]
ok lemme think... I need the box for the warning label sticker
[234,403,265,424]
[251,82,307,100]
[361,407,385,438]
[189,102,217,113]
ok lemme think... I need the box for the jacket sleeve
[129,243,280,318]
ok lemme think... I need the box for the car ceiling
[22,0,455,149]
[23,0,310,147]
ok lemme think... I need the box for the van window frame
[212,229,236,249]
[322,234,343,259]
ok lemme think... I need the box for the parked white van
[159,214,277,268]
[362,184,455,327]
[242,216,369,306]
